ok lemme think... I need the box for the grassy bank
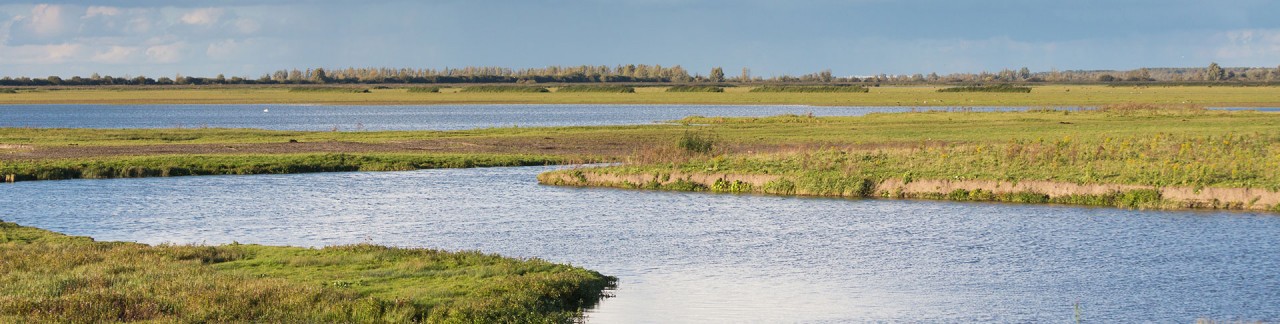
[1,153,560,182]
[2,85,1280,106]
[937,84,1032,93]
[0,220,614,322]
[538,108,1280,211]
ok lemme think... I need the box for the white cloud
[145,43,185,63]
[27,4,69,37]
[206,39,241,59]
[180,8,223,26]
[0,43,82,64]
[1213,29,1280,62]
[234,18,260,34]
[83,6,122,19]
[91,45,138,63]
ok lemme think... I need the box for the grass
[288,87,371,93]
[3,85,1280,106]
[0,220,614,322]
[554,85,635,93]
[749,85,869,93]
[1,153,561,182]
[405,86,441,93]
[460,86,550,93]
[665,85,724,93]
[937,84,1032,93]
[537,108,1280,211]
[0,89,15,94]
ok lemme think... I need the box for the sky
[1,0,1279,78]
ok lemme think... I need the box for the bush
[937,84,1031,93]
[666,85,724,93]
[406,87,441,93]
[460,86,549,93]
[749,85,868,93]
[555,85,635,93]
[288,87,370,93]
[677,131,715,154]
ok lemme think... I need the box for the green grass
[555,85,635,93]
[0,89,15,94]
[665,85,724,93]
[937,84,1032,93]
[0,220,614,323]
[460,86,550,93]
[749,85,868,93]
[405,86,442,93]
[1,153,561,182]
[288,87,371,93]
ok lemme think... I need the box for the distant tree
[1017,67,1031,80]
[1097,74,1117,82]
[46,76,63,85]
[312,68,328,84]
[214,74,226,84]
[819,69,833,83]
[1206,62,1225,81]
[709,67,725,83]
[740,67,750,83]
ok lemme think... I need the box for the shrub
[677,131,715,154]
[555,85,635,93]
[405,87,441,93]
[937,84,1031,93]
[749,85,868,93]
[460,86,549,93]
[288,87,370,93]
[666,85,723,93]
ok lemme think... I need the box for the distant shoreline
[2,85,1280,106]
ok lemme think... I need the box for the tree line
[1,63,1278,87]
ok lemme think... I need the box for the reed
[460,86,550,93]
[937,84,1031,93]
[749,85,868,93]
[665,85,724,93]
[287,87,371,93]
[555,85,635,93]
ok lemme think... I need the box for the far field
[2,85,1280,106]
[3,104,1279,210]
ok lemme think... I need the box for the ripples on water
[2,166,1278,322]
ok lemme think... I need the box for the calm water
[0,104,1032,130]
[2,166,1278,322]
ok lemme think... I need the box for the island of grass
[937,84,1032,93]
[0,220,614,323]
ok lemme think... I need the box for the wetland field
[3,86,1280,322]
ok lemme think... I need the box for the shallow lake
[3,166,1278,322]
[0,104,1033,130]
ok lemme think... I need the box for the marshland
[4,66,1280,324]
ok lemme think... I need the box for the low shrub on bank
[555,85,635,93]
[937,84,1031,93]
[405,86,441,93]
[665,85,724,93]
[460,86,550,93]
[288,87,371,93]
[749,85,868,93]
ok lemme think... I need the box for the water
[2,166,1278,322]
[0,104,1033,130]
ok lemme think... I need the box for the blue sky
[2,0,1278,78]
